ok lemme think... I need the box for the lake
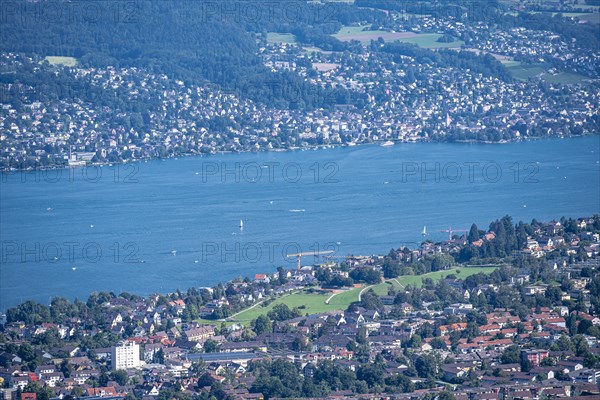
[1,137,599,310]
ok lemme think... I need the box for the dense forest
[0,0,384,109]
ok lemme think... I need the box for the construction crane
[440,226,467,240]
[286,250,334,269]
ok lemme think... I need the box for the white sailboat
[239,219,244,229]
[422,226,427,237]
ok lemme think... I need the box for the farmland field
[333,26,419,43]
[541,72,589,84]
[577,13,600,24]
[44,56,78,66]
[507,64,547,80]
[501,60,522,68]
[333,27,464,48]
[464,48,520,67]
[313,62,340,72]
[507,64,589,84]
[303,46,334,54]
[266,32,297,44]
[541,12,599,24]
[396,33,464,49]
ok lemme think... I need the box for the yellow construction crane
[286,250,334,269]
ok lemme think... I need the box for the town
[1,0,599,170]
[1,215,599,399]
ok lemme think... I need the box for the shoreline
[1,133,596,173]
[1,209,596,313]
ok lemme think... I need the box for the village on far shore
[2,0,599,171]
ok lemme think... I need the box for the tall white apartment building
[111,340,140,370]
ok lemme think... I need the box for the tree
[436,392,456,400]
[382,256,403,278]
[415,354,438,379]
[430,337,447,349]
[500,345,520,364]
[153,348,165,364]
[110,370,129,386]
[350,268,382,284]
[520,358,533,373]
[359,289,383,310]
[277,266,288,285]
[17,344,36,362]
[203,339,218,353]
[197,372,217,388]
[291,337,310,352]
[407,334,422,349]
[553,334,573,352]
[572,334,591,357]
[7,301,51,325]
[578,319,593,335]
[356,363,385,387]
[468,224,480,243]
[384,373,414,393]
[250,359,303,399]
[23,383,53,400]
[251,376,289,399]
[267,304,301,322]
[253,315,273,335]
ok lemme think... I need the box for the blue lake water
[1,137,599,310]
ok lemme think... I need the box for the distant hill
[0,0,375,109]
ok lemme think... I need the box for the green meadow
[226,266,497,325]
[266,32,297,44]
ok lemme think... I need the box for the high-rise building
[111,340,140,370]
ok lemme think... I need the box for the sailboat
[239,219,244,229]
[422,226,427,237]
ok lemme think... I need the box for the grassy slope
[227,266,497,325]
[230,291,336,324]
[395,266,498,288]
